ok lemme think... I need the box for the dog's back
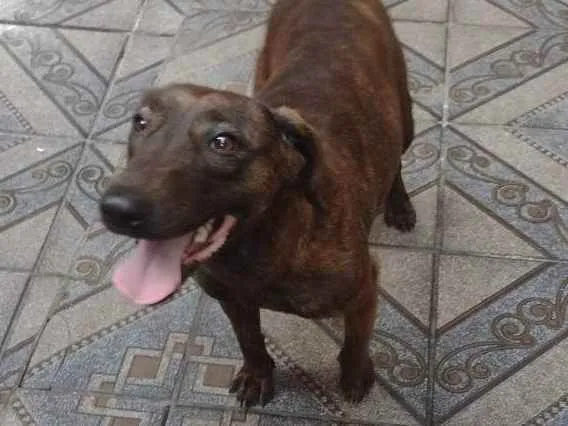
[255,0,414,218]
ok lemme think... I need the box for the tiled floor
[0,0,567,425]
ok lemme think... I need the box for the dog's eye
[209,134,236,152]
[132,113,148,132]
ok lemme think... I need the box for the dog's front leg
[338,262,378,402]
[219,299,275,407]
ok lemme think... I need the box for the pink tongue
[112,234,193,305]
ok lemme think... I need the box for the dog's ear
[270,106,326,214]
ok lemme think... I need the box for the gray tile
[23,283,200,399]
[0,272,28,353]
[0,275,68,389]
[0,0,144,31]
[372,248,434,328]
[0,25,126,137]
[447,25,568,125]
[525,394,568,426]
[443,334,568,426]
[0,388,11,424]
[166,406,342,425]
[450,0,568,28]
[0,134,83,269]
[395,22,446,121]
[173,8,268,56]
[181,0,276,12]
[157,10,266,90]
[433,259,568,423]
[136,0,186,35]
[2,388,167,425]
[442,125,568,260]
[92,34,175,142]
[387,0,448,22]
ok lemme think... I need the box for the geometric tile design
[0,135,83,269]
[525,394,568,426]
[451,0,568,28]
[165,406,342,425]
[3,389,167,426]
[23,284,200,400]
[434,261,567,422]
[0,0,145,30]
[443,126,568,260]
[0,25,126,137]
[448,24,568,125]
[1,1,568,426]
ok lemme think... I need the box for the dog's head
[100,83,323,244]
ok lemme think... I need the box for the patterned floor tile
[136,0,187,35]
[387,0,448,22]
[0,134,84,269]
[0,275,68,389]
[447,24,568,126]
[442,125,568,260]
[433,257,568,423]
[394,22,447,122]
[2,388,167,425]
[91,34,175,142]
[36,142,127,277]
[0,0,144,31]
[157,7,267,89]
[373,247,434,329]
[166,406,346,426]
[450,0,568,29]
[0,25,127,137]
[525,394,568,426]
[370,123,441,249]
[23,283,200,400]
[177,253,429,425]
[440,331,568,425]
[0,272,29,354]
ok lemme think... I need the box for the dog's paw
[384,198,416,233]
[340,358,375,403]
[230,365,275,407]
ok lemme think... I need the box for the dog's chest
[208,247,353,318]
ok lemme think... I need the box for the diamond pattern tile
[1,1,568,426]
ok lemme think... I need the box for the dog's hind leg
[219,299,276,407]
[384,167,416,232]
[338,261,378,402]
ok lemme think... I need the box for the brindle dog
[100,0,415,407]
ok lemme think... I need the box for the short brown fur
[101,0,416,406]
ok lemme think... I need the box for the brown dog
[100,0,415,407]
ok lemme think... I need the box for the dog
[100,0,415,407]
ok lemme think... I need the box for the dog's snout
[100,190,150,232]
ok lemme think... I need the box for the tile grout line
[369,242,568,263]
[425,1,452,422]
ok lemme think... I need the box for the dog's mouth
[111,215,238,305]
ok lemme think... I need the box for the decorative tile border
[434,263,568,422]
[525,394,568,426]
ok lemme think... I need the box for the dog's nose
[100,192,149,231]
